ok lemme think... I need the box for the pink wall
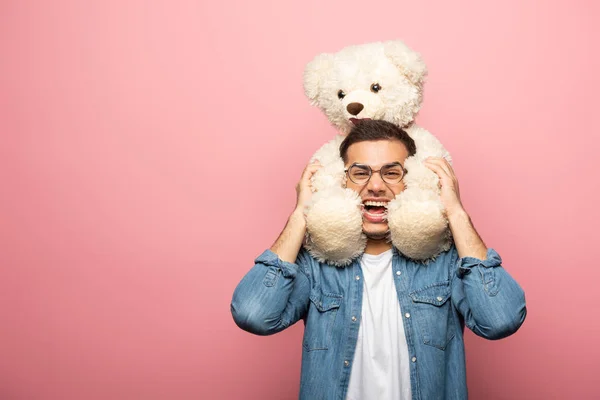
[1,0,598,399]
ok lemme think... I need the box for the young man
[231,120,527,400]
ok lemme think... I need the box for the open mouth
[349,118,372,125]
[361,200,388,222]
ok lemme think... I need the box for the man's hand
[271,160,322,263]
[295,161,322,213]
[423,157,465,219]
[424,157,487,259]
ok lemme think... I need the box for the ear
[303,52,334,104]
[383,40,428,86]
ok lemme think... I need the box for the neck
[364,238,392,255]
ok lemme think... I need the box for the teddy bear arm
[407,125,451,162]
[309,136,346,192]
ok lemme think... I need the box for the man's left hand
[423,157,465,218]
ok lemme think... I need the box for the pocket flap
[409,281,451,306]
[310,292,342,312]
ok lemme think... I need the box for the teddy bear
[302,40,453,266]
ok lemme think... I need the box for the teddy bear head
[304,40,427,134]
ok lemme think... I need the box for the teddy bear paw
[386,188,452,260]
[304,188,366,266]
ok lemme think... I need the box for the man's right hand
[270,160,322,263]
[295,161,322,213]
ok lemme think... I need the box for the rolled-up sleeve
[451,248,527,339]
[231,249,311,336]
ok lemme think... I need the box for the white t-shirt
[346,249,412,400]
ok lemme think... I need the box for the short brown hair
[339,120,416,163]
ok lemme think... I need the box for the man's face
[344,139,409,240]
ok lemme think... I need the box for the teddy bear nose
[346,102,364,116]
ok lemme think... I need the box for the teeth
[363,201,388,207]
[362,210,389,220]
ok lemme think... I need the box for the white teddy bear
[303,40,453,266]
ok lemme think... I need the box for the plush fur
[303,40,452,266]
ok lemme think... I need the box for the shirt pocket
[409,281,456,350]
[302,291,342,352]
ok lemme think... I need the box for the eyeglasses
[344,162,407,185]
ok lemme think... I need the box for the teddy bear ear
[303,53,334,103]
[383,40,428,86]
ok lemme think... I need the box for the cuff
[255,249,299,279]
[456,248,502,279]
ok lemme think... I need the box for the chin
[362,223,389,240]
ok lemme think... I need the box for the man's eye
[384,171,401,177]
[353,171,369,177]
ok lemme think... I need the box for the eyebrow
[350,162,403,168]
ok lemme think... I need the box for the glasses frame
[344,162,408,186]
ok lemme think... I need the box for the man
[231,120,527,400]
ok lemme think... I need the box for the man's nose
[366,172,386,192]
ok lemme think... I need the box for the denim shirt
[231,245,527,400]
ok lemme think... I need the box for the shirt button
[344,360,350,366]
[437,296,443,301]
[355,275,360,281]
[412,356,417,362]
[396,271,401,276]
[351,316,357,322]
[405,313,411,318]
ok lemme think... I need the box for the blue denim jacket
[231,245,527,400]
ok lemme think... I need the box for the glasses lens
[348,165,371,184]
[381,164,404,184]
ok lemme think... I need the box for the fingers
[295,161,323,209]
[423,161,446,188]
[424,157,458,190]
[423,158,447,179]
[301,162,322,182]
[424,157,454,179]
[298,161,322,194]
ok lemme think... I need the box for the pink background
[1,0,599,399]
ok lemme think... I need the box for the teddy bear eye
[337,90,346,99]
[370,83,382,93]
